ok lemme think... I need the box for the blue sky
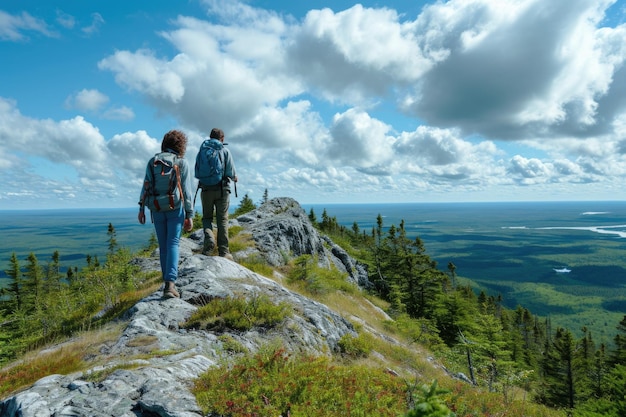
[1,0,626,210]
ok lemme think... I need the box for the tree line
[0,224,152,365]
[310,207,626,417]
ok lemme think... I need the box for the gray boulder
[235,197,372,288]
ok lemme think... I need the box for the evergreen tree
[1,252,22,315]
[512,306,541,369]
[107,223,118,254]
[320,208,330,230]
[233,193,256,216]
[434,289,477,346]
[369,214,389,299]
[308,208,317,225]
[611,315,626,366]
[447,262,457,289]
[574,327,596,401]
[379,224,405,313]
[605,364,626,416]
[589,343,609,399]
[147,233,158,252]
[23,252,43,314]
[351,221,360,237]
[261,188,269,205]
[473,312,514,392]
[16,253,46,342]
[44,250,63,294]
[537,327,575,410]
[66,266,77,287]
[504,310,527,369]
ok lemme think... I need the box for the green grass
[0,324,124,399]
[239,254,276,278]
[181,294,291,332]
[192,343,566,417]
[193,345,411,417]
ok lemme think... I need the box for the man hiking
[195,128,237,259]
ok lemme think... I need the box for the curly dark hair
[161,130,188,157]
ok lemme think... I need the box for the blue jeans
[152,206,184,282]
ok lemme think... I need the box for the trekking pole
[193,182,200,207]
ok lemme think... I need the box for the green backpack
[141,152,183,212]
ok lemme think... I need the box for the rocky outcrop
[0,198,369,417]
[234,197,372,289]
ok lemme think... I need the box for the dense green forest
[309,207,626,416]
[1,202,625,416]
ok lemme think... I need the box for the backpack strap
[164,161,176,210]
[219,150,225,197]
[138,156,157,210]
[173,163,184,212]
[139,157,155,222]
[151,158,161,210]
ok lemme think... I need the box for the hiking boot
[163,281,180,299]
[220,252,234,261]
[203,228,215,255]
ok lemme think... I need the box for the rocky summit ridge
[0,198,408,417]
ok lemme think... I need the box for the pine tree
[434,289,478,346]
[504,309,526,368]
[611,315,626,366]
[605,364,626,416]
[474,312,514,392]
[23,252,43,314]
[320,209,330,230]
[233,193,256,216]
[537,327,575,409]
[589,342,609,399]
[1,252,22,315]
[574,327,596,401]
[447,262,457,289]
[511,306,541,369]
[351,221,360,236]
[44,250,63,294]
[369,214,390,299]
[147,232,158,252]
[308,208,317,225]
[107,223,118,254]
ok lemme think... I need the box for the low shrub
[193,346,410,417]
[181,294,291,332]
[337,332,373,358]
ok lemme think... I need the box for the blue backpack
[141,152,183,212]
[195,139,224,186]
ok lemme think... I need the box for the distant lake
[2,201,626,339]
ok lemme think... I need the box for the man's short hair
[210,128,224,139]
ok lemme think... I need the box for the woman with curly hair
[138,129,194,298]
